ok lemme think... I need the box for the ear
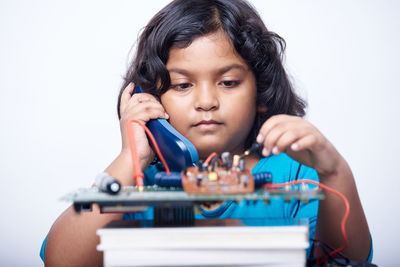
[257,105,268,114]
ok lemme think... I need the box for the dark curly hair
[117,0,306,150]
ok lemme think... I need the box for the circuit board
[182,166,255,194]
[62,185,324,213]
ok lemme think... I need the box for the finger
[272,129,305,155]
[257,115,298,144]
[139,102,169,121]
[262,123,287,156]
[290,134,318,152]
[129,93,160,106]
[122,101,169,122]
[131,96,169,119]
[261,118,302,156]
[120,82,135,113]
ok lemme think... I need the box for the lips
[193,120,222,126]
[193,120,223,131]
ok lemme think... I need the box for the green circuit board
[62,185,324,213]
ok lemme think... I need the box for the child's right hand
[119,83,169,169]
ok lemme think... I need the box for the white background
[0,0,399,266]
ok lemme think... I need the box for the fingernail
[262,148,269,157]
[272,146,279,155]
[256,134,263,143]
[165,112,169,119]
[291,143,299,151]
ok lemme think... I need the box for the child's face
[160,30,257,159]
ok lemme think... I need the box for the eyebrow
[168,64,248,76]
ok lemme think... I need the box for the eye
[219,80,240,88]
[169,83,192,91]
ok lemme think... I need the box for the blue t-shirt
[40,153,373,262]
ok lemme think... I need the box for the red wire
[263,179,350,263]
[133,120,171,175]
[126,120,171,187]
[126,121,143,187]
[204,152,217,165]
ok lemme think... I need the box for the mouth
[193,120,223,130]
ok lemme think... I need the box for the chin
[198,150,218,160]
[189,136,243,160]
[194,144,220,158]
[195,143,230,160]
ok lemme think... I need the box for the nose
[194,83,219,111]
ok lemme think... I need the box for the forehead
[167,31,248,72]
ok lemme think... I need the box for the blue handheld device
[132,85,199,171]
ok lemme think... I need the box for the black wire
[292,163,302,218]
[320,244,349,265]
[309,238,350,265]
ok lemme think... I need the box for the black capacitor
[221,152,232,169]
[155,171,182,187]
[247,143,263,155]
[199,162,208,172]
[95,173,121,194]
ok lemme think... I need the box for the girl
[42,0,372,266]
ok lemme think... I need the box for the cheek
[228,95,257,137]
[168,110,186,130]
[227,93,256,120]
[160,93,174,116]
[229,105,256,131]
[161,95,189,129]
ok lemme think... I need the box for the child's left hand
[257,114,343,177]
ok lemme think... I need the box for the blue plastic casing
[132,85,199,171]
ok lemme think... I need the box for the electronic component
[64,186,323,213]
[182,165,255,194]
[95,172,121,194]
[155,171,182,187]
[180,152,266,194]
[242,142,263,157]
[253,172,273,187]
[221,152,232,169]
[232,155,240,169]
[153,152,273,193]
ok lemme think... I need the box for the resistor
[239,158,245,171]
[233,155,240,169]
[242,174,249,187]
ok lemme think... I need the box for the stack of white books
[97,219,309,267]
